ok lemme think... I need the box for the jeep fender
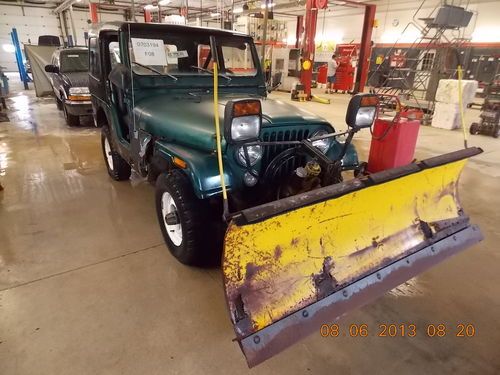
[155,140,233,199]
[326,140,359,169]
[93,101,131,160]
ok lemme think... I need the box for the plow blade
[222,147,483,367]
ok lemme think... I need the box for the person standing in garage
[326,54,338,94]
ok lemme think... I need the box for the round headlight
[236,145,262,166]
[311,130,333,153]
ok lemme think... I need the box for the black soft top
[89,21,250,39]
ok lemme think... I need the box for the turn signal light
[233,100,261,117]
[68,95,90,101]
[360,95,379,107]
[172,156,187,169]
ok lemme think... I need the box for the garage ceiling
[0,0,494,19]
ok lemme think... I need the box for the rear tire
[155,170,212,266]
[64,105,80,127]
[101,126,131,181]
[469,122,480,135]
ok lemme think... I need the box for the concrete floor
[1,79,499,374]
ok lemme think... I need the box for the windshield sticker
[131,38,167,66]
[167,50,188,59]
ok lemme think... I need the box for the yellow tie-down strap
[223,148,482,355]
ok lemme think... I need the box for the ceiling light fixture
[158,0,170,5]
[260,2,275,9]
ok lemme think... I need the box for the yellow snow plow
[222,146,483,367]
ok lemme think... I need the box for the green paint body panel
[91,22,360,199]
[138,92,359,198]
[133,93,331,153]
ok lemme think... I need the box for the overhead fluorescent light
[144,4,157,10]
[210,12,221,17]
[158,0,170,5]
[233,7,243,14]
[260,2,275,9]
[2,44,15,53]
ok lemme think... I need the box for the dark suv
[45,47,92,126]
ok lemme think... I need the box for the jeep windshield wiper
[189,65,232,84]
[131,61,178,81]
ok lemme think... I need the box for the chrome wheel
[104,136,114,171]
[161,191,183,246]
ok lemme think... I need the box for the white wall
[0,5,60,71]
[282,0,500,47]
[0,4,124,71]
[65,8,125,47]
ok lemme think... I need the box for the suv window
[109,41,121,69]
[60,51,88,73]
[128,33,257,77]
[221,42,257,77]
[89,37,100,77]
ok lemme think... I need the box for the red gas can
[317,65,328,84]
[367,111,421,173]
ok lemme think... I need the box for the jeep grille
[260,128,310,178]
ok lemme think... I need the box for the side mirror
[345,93,379,129]
[44,64,59,73]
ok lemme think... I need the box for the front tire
[101,126,131,181]
[155,170,210,266]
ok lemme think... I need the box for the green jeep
[88,22,364,265]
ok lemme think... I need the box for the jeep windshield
[60,50,89,73]
[128,32,258,78]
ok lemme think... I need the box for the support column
[144,8,152,22]
[89,3,99,24]
[68,6,78,46]
[260,0,269,69]
[354,4,376,93]
[295,15,303,48]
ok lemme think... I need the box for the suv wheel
[155,170,210,265]
[101,126,131,181]
[63,105,80,126]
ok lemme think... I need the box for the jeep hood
[133,94,330,152]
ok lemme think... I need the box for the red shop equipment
[317,64,328,84]
[333,44,357,93]
[367,95,422,173]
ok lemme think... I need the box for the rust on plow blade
[222,147,483,367]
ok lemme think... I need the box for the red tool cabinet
[333,44,357,93]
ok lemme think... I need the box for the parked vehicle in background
[45,47,92,126]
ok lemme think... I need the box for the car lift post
[298,0,376,98]
[89,3,99,24]
[10,28,30,90]
[299,0,319,99]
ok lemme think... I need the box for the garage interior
[0,0,500,374]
